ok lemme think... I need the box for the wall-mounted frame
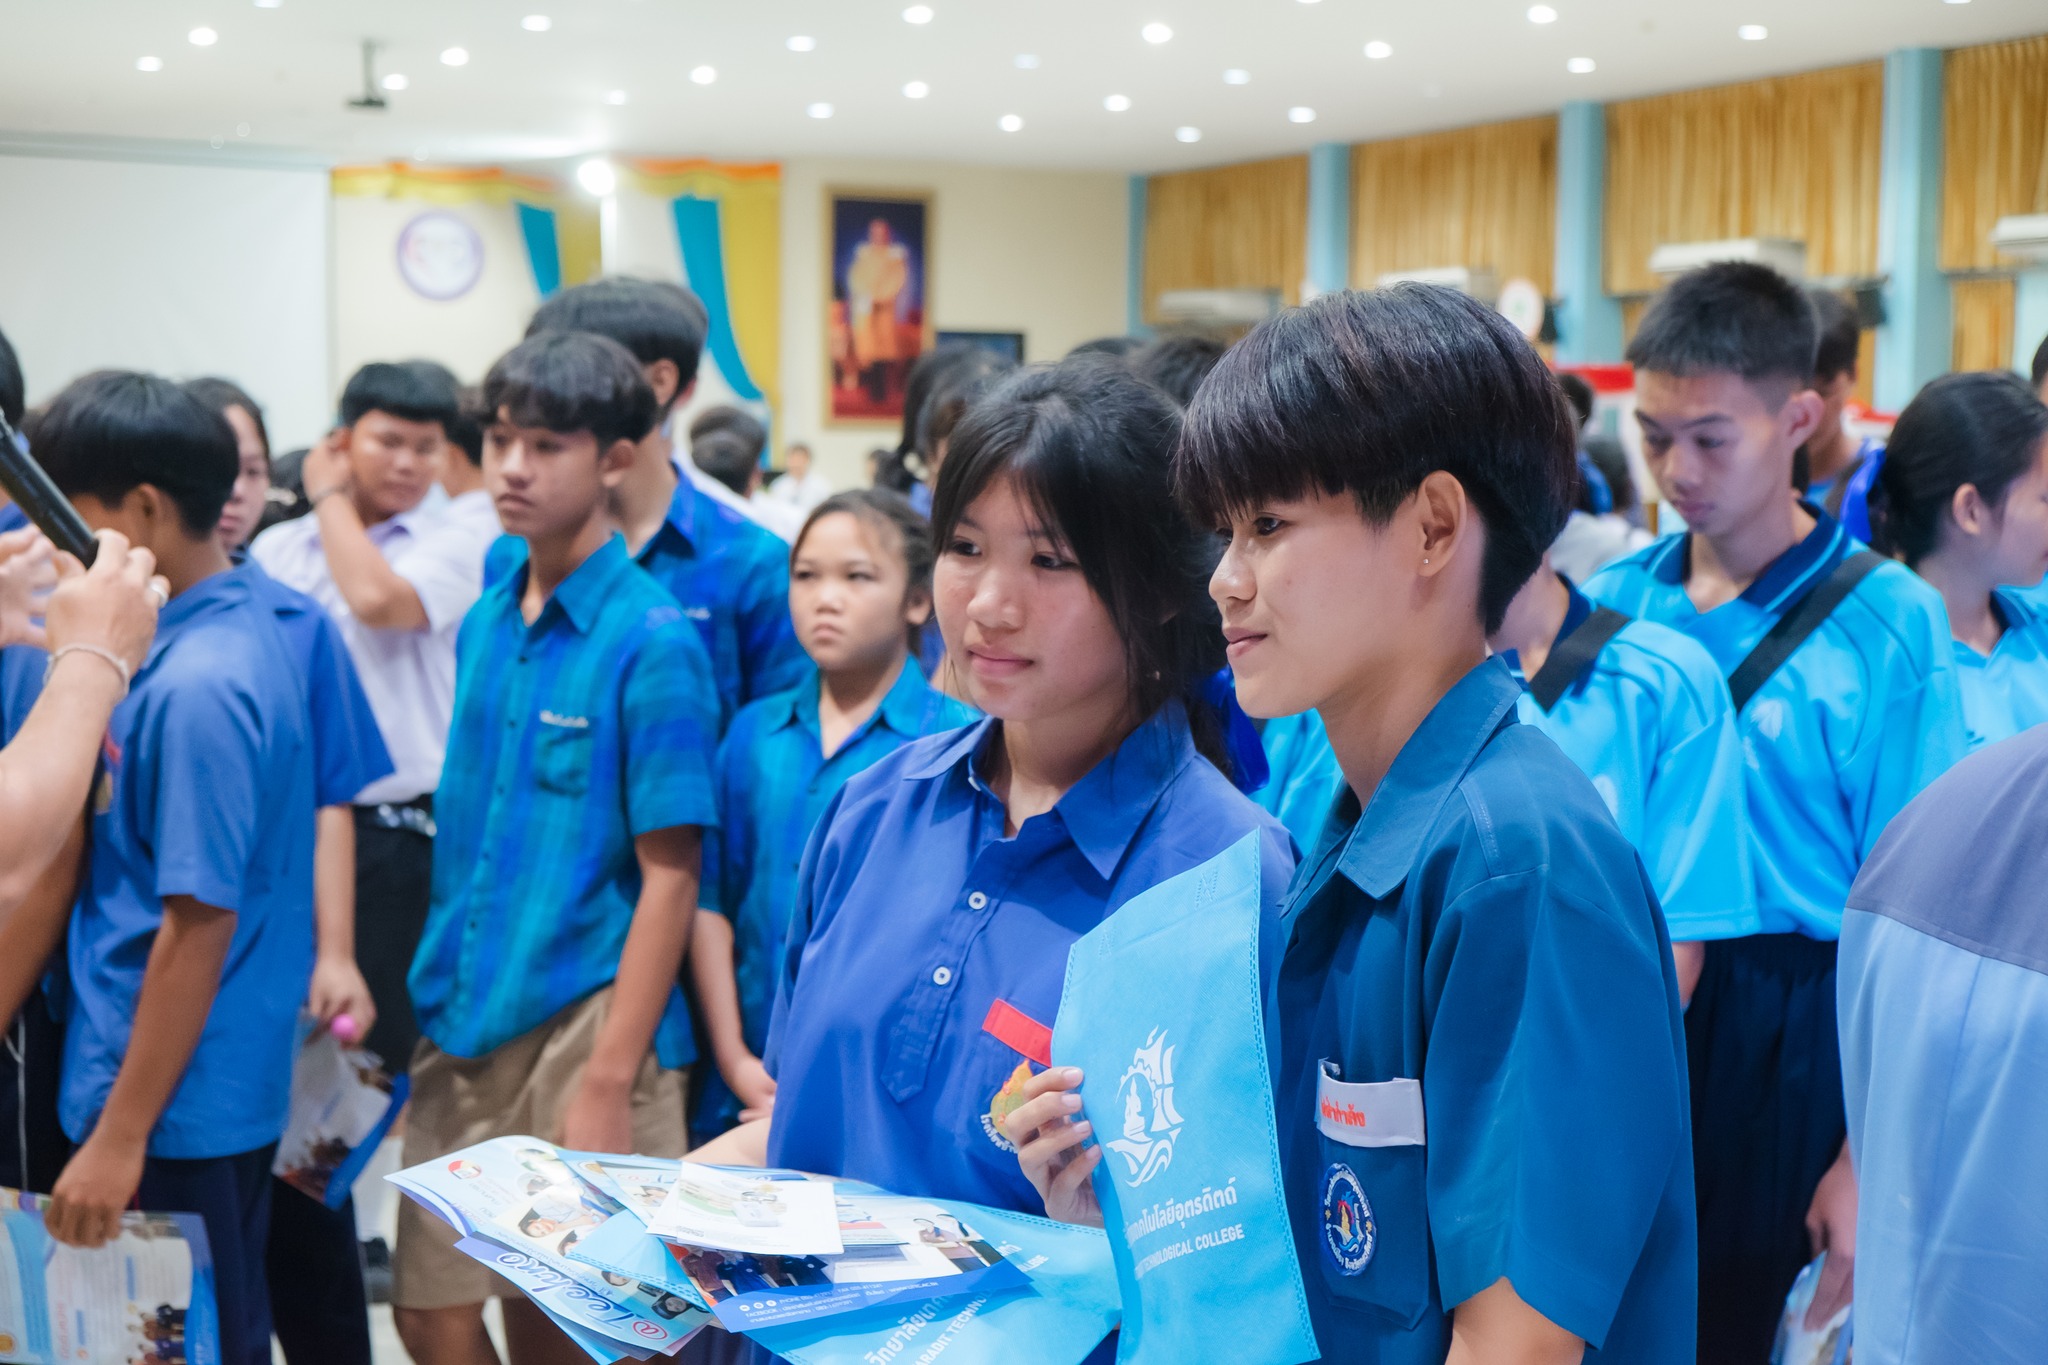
[825,189,933,426]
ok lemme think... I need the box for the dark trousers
[352,808,435,1068]
[0,985,71,1193]
[139,1144,278,1365]
[1686,933,1845,1365]
[268,1181,371,1365]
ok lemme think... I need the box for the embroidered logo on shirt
[538,710,591,729]
[982,1060,1033,1154]
[683,606,712,621]
[1320,1163,1375,1275]
[1104,1028,1183,1186]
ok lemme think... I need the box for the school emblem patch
[1104,1028,1183,1186]
[982,1060,1033,1153]
[1321,1162,1375,1275]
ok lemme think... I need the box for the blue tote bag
[1052,831,1317,1365]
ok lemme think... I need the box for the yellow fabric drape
[1350,117,1558,292]
[1941,35,2048,273]
[1951,278,2016,374]
[1143,156,1307,323]
[331,162,560,206]
[1604,64,1884,298]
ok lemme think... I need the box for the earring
[1422,558,1430,565]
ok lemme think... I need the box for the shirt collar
[1657,500,1852,611]
[640,462,699,561]
[144,559,262,669]
[535,534,635,634]
[777,658,940,738]
[1335,656,1524,900]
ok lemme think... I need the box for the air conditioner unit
[1990,214,2048,261]
[1648,237,1806,280]
[1375,266,1499,302]
[1152,289,1281,327]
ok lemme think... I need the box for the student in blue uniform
[1251,709,1346,848]
[690,489,975,1141]
[1584,262,1967,1363]
[1803,289,1881,523]
[694,358,1293,1221]
[1866,371,2048,750]
[1491,550,1757,999]
[1016,285,1696,1363]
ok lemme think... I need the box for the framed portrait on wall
[826,190,931,425]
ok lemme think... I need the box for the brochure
[646,1163,844,1257]
[0,1186,220,1365]
[1770,1254,1851,1365]
[272,1021,409,1210]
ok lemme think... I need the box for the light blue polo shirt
[1586,508,1967,939]
[1513,580,1757,942]
[1839,725,2048,1363]
[1253,710,1348,850]
[1951,586,2048,751]
[60,562,320,1159]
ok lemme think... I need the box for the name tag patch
[1320,1163,1375,1275]
[1316,1060,1425,1148]
[538,710,591,729]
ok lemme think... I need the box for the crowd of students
[0,260,2044,1365]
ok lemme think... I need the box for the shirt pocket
[1313,1115,1430,1328]
[535,723,594,796]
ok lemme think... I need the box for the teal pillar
[2015,271,2048,380]
[1875,48,1949,410]
[1306,142,1351,299]
[1553,100,1623,364]
[1127,174,1151,337]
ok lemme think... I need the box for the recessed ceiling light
[807,101,834,118]
[1738,23,1767,39]
[521,14,551,32]
[690,65,717,84]
[576,158,616,196]
[604,89,628,105]
[998,113,1023,132]
[1142,22,1173,43]
[1104,93,1132,111]
[1364,40,1392,59]
[903,80,930,98]
[1014,53,1040,69]
[254,0,281,7]
[1175,126,1202,142]
[1567,55,1597,73]
[381,73,408,91]
[1943,0,1969,5]
[1222,68,1251,84]
[188,27,217,46]
[1528,4,1558,21]
[1288,106,1317,123]
[787,35,816,52]
[440,46,469,66]
[902,5,934,23]
[136,55,163,71]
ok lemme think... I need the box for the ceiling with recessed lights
[0,0,2038,172]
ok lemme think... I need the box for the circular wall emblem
[1320,1162,1376,1275]
[396,210,485,301]
[1496,276,1547,340]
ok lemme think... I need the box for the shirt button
[932,966,953,986]
[967,891,988,910]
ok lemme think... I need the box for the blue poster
[1051,833,1316,1365]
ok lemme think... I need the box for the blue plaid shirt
[486,472,806,732]
[411,534,720,1067]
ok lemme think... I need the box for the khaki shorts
[391,987,688,1310]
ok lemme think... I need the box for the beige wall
[776,158,1129,489]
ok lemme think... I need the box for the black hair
[933,355,1229,766]
[1555,371,1595,428]
[691,427,760,496]
[1809,288,1861,381]
[689,405,767,459]
[1583,434,1637,515]
[917,348,1016,460]
[339,360,461,432]
[447,386,486,467]
[527,277,708,411]
[182,377,270,459]
[1177,285,1576,635]
[1066,335,1143,359]
[1627,261,1819,391]
[482,332,659,450]
[898,344,993,461]
[869,445,918,495]
[2032,332,2048,391]
[1130,334,1228,409]
[794,488,936,651]
[36,370,237,534]
[0,324,22,427]
[1867,370,2048,566]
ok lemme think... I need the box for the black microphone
[0,411,97,565]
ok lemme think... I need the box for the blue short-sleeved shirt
[486,474,805,731]
[1951,586,2048,751]
[1275,659,1695,1362]
[764,705,1296,1212]
[411,534,720,1068]
[61,563,320,1159]
[1254,710,1348,850]
[1512,580,1757,941]
[706,660,977,1057]
[0,500,26,534]
[1831,437,1886,545]
[1586,507,1967,938]
[1839,726,2048,1364]
[242,559,395,805]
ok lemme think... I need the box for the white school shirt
[250,489,501,803]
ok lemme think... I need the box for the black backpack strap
[1526,607,1632,712]
[1727,549,1885,713]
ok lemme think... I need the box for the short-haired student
[1585,262,1967,1363]
[1868,371,2048,750]
[689,489,975,1141]
[1011,287,1696,1364]
[394,334,720,1365]
[694,359,1293,1228]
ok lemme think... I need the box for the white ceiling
[0,0,2040,176]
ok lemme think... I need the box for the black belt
[353,795,435,838]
